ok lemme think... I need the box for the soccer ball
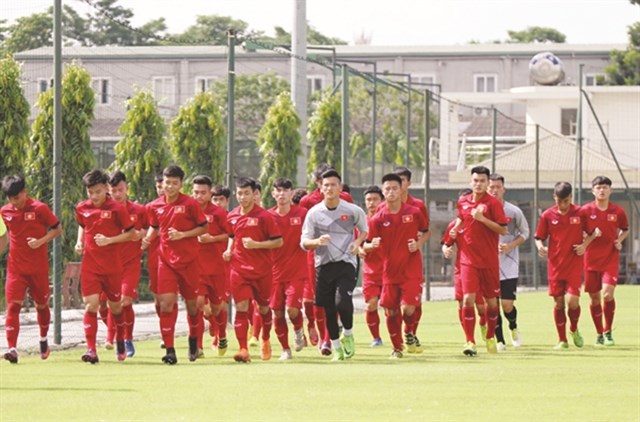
[529,52,565,85]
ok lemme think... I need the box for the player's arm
[408,229,429,253]
[348,230,368,255]
[28,222,62,250]
[575,227,602,256]
[448,217,462,238]
[141,226,158,250]
[300,213,328,250]
[222,236,234,261]
[168,223,207,241]
[534,238,548,257]
[242,236,283,250]
[614,228,629,251]
[198,233,229,244]
[94,226,135,247]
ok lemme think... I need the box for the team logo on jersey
[607,214,617,222]
[506,217,512,223]
[551,219,559,225]
[24,212,36,221]
[290,217,301,225]
[230,219,237,225]
[247,217,258,226]
[570,216,580,225]
[383,221,391,227]
[402,214,414,223]
[340,215,349,221]
[100,211,112,219]
[205,215,213,223]
[130,215,138,222]
[462,205,470,210]
[157,208,165,215]
[590,214,597,220]
[83,212,91,218]
[175,206,186,214]
[4,215,12,222]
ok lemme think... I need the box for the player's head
[313,163,334,186]
[162,165,185,199]
[235,176,258,208]
[82,169,109,207]
[488,173,506,202]
[154,171,164,196]
[253,179,262,204]
[470,166,491,194]
[272,177,294,206]
[211,184,231,208]
[108,170,128,204]
[363,184,384,214]
[342,183,351,194]
[393,166,413,191]
[320,169,342,201]
[381,173,403,203]
[591,175,612,202]
[292,188,308,205]
[2,175,27,210]
[192,175,213,206]
[553,181,573,213]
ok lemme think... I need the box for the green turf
[1,286,639,421]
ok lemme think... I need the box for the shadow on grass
[0,387,135,392]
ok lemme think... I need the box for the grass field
[1,286,639,421]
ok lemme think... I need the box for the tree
[173,15,260,45]
[111,89,170,203]
[307,93,342,187]
[604,22,640,85]
[507,26,566,43]
[256,93,301,207]
[169,91,225,186]
[26,63,96,263]
[2,13,52,54]
[0,55,30,177]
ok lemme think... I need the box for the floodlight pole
[226,28,236,208]
[576,64,584,204]
[341,64,349,184]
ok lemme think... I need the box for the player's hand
[27,237,43,249]
[94,234,111,247]
[407,238,419,253]
[198,233,214,243]
[347,241,359,255]
[75,242,84,255]
[357,247,367,259]
[317,234,331,246]
[449,227,458,239]
[242,237,257,249]
[140,237,151,250]
[594,227,602,238]
[168,227,183,241]
[132,229,145,241]
[471,205,485,221]
[370,237,381,249]
[222,249,232,262]
[573,243,587,256]
[537,246,548,257]
[499,243,513,255]
[442,245,453,259]
[614,239,623,250]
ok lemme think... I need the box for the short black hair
[393,166,412,181]
[163,165,185,181]
[381,173,403,185]
[1,175,26,197]
[489,173,505,184]
[273,177,293,190]
[321,169,341,182]
[471,166,491,178]
[342,183,351,193]
[193,175,213,187]
[254,180,262,193]
[458,188,472,197]
[236,176,258,191]
[154,171,164,183]
[554,181,572,199]
[591,175,612,187]
[313,163,335,181]
[212,184,231,198]
[292,188,308,205]
[108,170,127,187]
[82,169,109,188]
[363,185,384,199]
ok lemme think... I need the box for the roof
[462,115,525,138]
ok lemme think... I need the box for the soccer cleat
[233,348,251,363]
[279,349,293,361]
[116,340,127,361]
[497,342,507,352]
[104,341,114,351]
[595,334,605,347]
[3,348,18,364]
[294,329,306,352]
[124,340,135,358]
[510,328,522,348]
[405,333,423,354]
[370,338,383,348]
[480,324,488,341]
[188,337,199,362]
[569,329,584,348]
[260,340,272,361]
[248,336,260,348]
[319,341,332,356]
[413,335,424,353]
[463,342,477,356]
[603,330,615,346]
[308,327,319,346]
[197,349,205,359]
[390,349,403,359]
[553,341,569,350]
[331,347,345,362]
[40,340,50,360]
[161,350,178,365]
[217,338,228,357]
[486,337,498,354]
[81,349,99,364]
[340,334,355,359]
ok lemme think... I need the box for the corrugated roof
[462,116,526,138]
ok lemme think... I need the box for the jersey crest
[570,216,580,225]
[24,212,36,221]
[607,214,617,222]
[100,211,112,219]
[175,205,186,214]
[247,217,258,226]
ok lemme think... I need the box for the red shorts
[121,259,141,299]
[197,273,230,306]
[270,278,304,311]
[303,252,316,300]
[454,272,484,304]
[380,279,422,309]
[460,264,500,299]
[81,269,122,302]
[548,276,582,297]
[157,260,198,300]
[147,248,159,294]
[5,270,50,305]
[362,275,382,303]
[230,270,272,307]
[584,270,618,293]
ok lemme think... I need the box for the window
[411,74,436,87]
[152,77,175,105]
[561,108,577,137]
[37,78,53,93]
[195,76,217,94]
[584,74,603,86]
[91,78,111,105]
[474,74,497,93]
[307,75,325,95]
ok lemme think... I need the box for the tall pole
[424,89,431,301]
[491,107,497,172]
[405,77,411,167]
[341,64,349,184]
[291,0,307,185]
[226,29,236,206]
[533,124,540,290]
[370,64,377,184]
[576,64,584,204]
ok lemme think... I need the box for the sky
[1,0,638,46]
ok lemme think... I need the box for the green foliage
[111,89,170,203]
[307,93,341,188]
[173,15,260,45]
[0,55,30,177]
[26,63,96,263]
[603,22,640,85]
[256,93,301,207]
[271,23,347,45]
[507,26,566,43]
[2,13,52,54]
[169,91,225,186]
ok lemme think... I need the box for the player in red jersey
[1,176,62,363]
[359,185,385,347]
[211,184,231,209]
[141,165,208,364]
[192,176,230,357]
[209,184,231,351]
[365,173,429,358]
[267,178,309,360]
[75,170,135,363]
[581,176,629,346]
[223,177,283,363]
[449,166,508,356]
[535,182,597,349]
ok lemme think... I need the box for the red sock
[216,309,228,339]
[554,307,568,342]
[207,314,217,337]
[386,313,403,351]
[5,303,21,349]
[187,311,202,339]
[314,306,326,341]
[462,306,476,343]
[603,300,615,332]
[275,315,289,349]
[366,310,381,340]
[159,311,175,349]
[304,302,315,330]
[567,306,581,333]
[36,306,51,338]
[478,307,487,326]
[252,309,262,339]
[84,311,98,350]
[590,303,604,334]
[123,304,134,340]
[234,310,249,349]
[106,310,116,343]
[112,311,125,342]
[98,306,109,327]
[411,304,422,334]
[291,311,304,331]
[486,305,499,339]
[260,311,272,341]
[402,311,416,334]
[171,303,179,325]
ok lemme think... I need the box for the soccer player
[535,182,596,349]
[211,184,231,210]
[449,166,508,356]
[365,174,429,359]
[582,176,629,346]
[292,188,308,206]
[192,175,230,357]
[75,170,135,363]
[1,175,62,363]
[301,169,368,361]
[488,174,530,351]
[360,185,385,347]
[146,172,164,314]
[267,178,308,360]
[223,177,283,363]
[141,165,208,364]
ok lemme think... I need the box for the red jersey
[363,213,384,283]
[299,188,353,209]
[367,202,428,284]
[456,193,508,269]
[227,204,282,279]
[76,196,133,275]
[198,203,229,276]
[1,198,59,274]
[535,204,586,281]
[581,201,629,272]
[441,219,462,275]
[268,205,308,282]
[406,194,429,227]
[147,193,207,268]
[120,200,148,265]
